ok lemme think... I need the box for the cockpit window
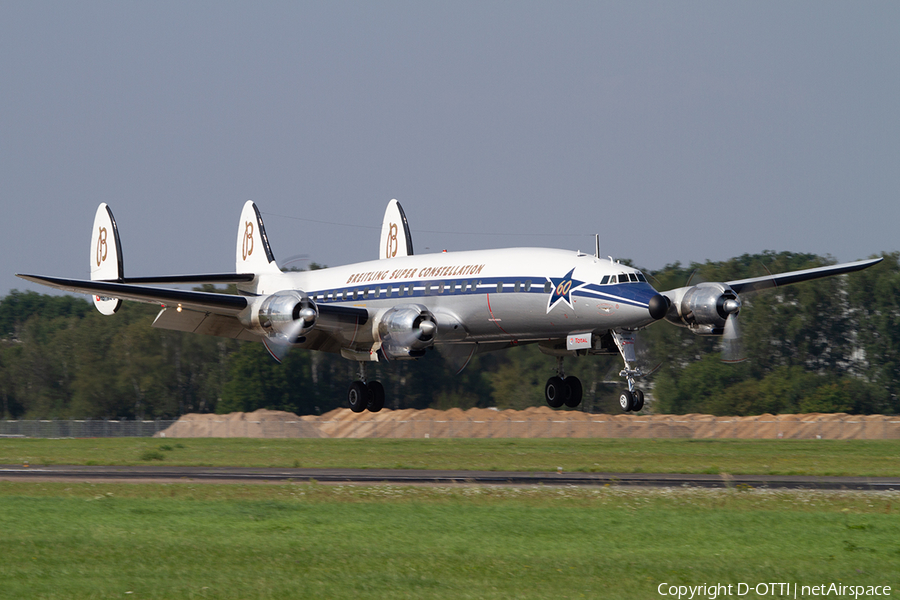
[628,273,638,282]
[616,274,628,283]
[637,273,647,283]
[600,275,609,285]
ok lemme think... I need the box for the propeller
[263,302,317,363]
[719,297,746,363]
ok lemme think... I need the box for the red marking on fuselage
[485,294,511,336]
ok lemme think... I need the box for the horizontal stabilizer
[117,273,256,285]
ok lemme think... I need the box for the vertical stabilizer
[90,203,123,315]
[379,199,414,259]
[236,201,282,276]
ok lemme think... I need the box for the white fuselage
[248,247,661,348]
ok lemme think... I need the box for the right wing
[725,257,883,294]
[15,273,369,347]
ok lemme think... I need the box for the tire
[619,390,634,412]
[563,376,583,408]
[545,376,565,408]
[633,389,645,412]
[348,381,368,413]
[367,381,385,412]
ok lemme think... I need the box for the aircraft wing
[15,273,369,344]
[16,274,248,314]
[725,257,883,294]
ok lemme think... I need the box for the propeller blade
[720,313,746,363]
[263,312,313,363]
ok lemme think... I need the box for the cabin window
[496,282,503,293]
[438,283,445,294]
[544,281,552,293]
[524,280,532,292]
[514,281,521,292]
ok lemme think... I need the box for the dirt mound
[154,408,900,439]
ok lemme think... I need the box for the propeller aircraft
[18,200,882,413]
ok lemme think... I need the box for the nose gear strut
[612,330,645,412]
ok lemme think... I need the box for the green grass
[0,482,898,599]
[2,437,900,476]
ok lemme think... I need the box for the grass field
[2,437,899,476]
[1,481,898,600]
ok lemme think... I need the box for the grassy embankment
[0,481,898,599]
[2,437,899,476]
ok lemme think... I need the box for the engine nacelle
[376,304,437,360]
[664,282,741,335]
[243,291,318,342]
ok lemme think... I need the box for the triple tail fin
[236,201,282,276]
[379,199,414,259]
[90,203,124,315]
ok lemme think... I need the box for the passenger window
[544,281,552,293]
[514,281,521,293]
[496,282,503,293]
[524,280,531,292]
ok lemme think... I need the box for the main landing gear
[348,362,385,413]
[545,357,583,409]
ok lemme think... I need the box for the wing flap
[151,307,260,341]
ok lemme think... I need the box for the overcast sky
[3,2,898,298]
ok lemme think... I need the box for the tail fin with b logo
[236,201,281,276]
[90,203,123,315]
[379,199,414,259]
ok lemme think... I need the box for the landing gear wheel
[563,376,583,408]
[348,381,368,413]
[367,381,385,412]
[619,390,634,412]
[545,376,565,408]
[633,389,645,412]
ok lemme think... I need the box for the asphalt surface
[1,465,899,490]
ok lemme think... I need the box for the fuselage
[249,247,662,348]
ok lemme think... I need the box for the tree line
[1,251,897,419]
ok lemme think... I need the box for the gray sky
[3,2,898,297]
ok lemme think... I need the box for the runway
[1,465,898,490]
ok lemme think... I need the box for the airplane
[17,200,882,413]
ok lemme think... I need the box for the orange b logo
[96,227,108,267]
[242,221,254,260]
[386,222,398,258]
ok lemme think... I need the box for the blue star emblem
[546,268,585,313]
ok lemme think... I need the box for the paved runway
[1,465,898,490]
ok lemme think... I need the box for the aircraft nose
[648,294,670,320]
